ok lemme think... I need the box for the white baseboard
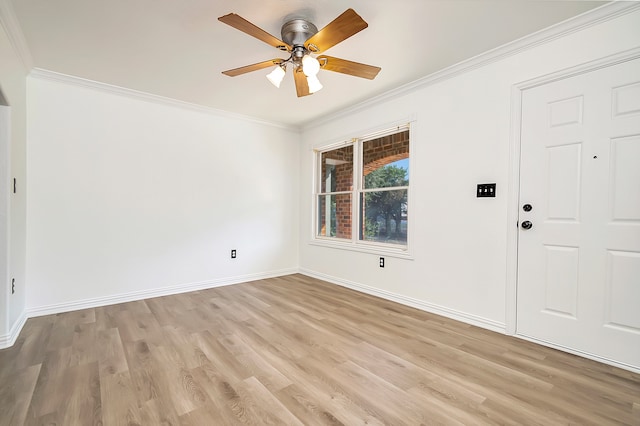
[0,268,298,349]
[299,268,506,334]
[27,268,298,318]
[0,311,27,349]
[515,334,640,374]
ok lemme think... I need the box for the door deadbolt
[523,204,532,212]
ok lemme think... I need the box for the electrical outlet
[231,249,236,259]
[379,257,385,268]
[11,278,15,294]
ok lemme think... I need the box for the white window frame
[311,123,413,259]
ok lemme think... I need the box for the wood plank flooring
[1,274,638,425]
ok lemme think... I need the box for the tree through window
[361,131,409,245]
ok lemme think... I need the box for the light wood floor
[1,274,638,425]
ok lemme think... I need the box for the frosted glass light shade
[307,75,323,93]
[266,65,286,88]
[302,55,320,77]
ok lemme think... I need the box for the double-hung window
[315,125,410,252]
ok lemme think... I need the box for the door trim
[505,47,640,370]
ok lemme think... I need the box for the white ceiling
[10,0,607,126]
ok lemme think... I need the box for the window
[315,125,410,251]
[317,145,353,239]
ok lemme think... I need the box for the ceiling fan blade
[219,13,291,51]
[293,68,311,97]
[304,9,368,53]
[222,59,284,77]
[318,56,381,80]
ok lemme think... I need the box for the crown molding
[302,1,640,131]
[10,2,640,131]
[28,68,300,131]
[0,0,33,71]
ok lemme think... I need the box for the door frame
[505,48,640,356]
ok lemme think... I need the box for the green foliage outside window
[363,165,408,243]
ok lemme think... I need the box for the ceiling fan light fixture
[219,9,380,97]
[266,64,286,88]
[302,54,320,77]
[307,75,323,93]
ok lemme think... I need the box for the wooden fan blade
[304,9,368,53]
[219,13,291,51]
[222,59,283,77]
[293,68,311,97]
[318,56,381,80]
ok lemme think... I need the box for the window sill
[308,238,414,260]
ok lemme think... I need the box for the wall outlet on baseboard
[379,257,385,268]
[231,249,236,259]
[11,278,15,294]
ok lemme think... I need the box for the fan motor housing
[281,19,318,47]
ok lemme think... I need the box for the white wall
[0,12,27,345]
[299,8,640,330]
[26,76,300,313]
[0,102,8,343]
[13,2,640,342]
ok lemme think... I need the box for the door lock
[523,203,532,212]
[521,220,533,230]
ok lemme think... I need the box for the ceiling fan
[218,9,381,97]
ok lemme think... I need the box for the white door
[517,57,640,369]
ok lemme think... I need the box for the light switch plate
[477,183,496,198]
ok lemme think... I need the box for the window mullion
[352,139,362,243]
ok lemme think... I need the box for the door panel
[546,142,582,220]
[543,245,579,318]
[610,135,640,220]
[518,58,640,369]
[612,82,640,118]
[605,250,640,332]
